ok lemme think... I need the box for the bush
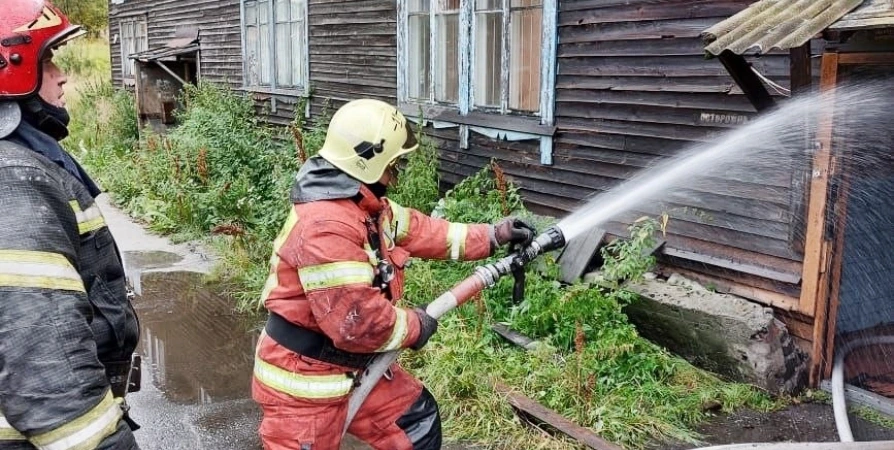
[54,38,110,78]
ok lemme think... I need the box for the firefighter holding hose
[252,98,536,450]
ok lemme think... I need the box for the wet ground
[123,254,263,450]
[654,403,894,449]
[122,251,408,449]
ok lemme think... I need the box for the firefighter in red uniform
[252,98,535,450]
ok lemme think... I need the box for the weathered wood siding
[427,0,804,306]
[304,0,397,121]
[109,0,242,89]
[551,0,803,285]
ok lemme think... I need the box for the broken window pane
[510,0,540,8]
[476,0,500,10]
[408,14,430,101]
[509,5,541,111]
[436,0,460,12]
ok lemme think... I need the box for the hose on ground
[831,336,894,442]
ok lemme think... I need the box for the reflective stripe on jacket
[0,140,139,449]
[254,174,493,401]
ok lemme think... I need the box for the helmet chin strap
[20,97,69,141]
[0,101,22,140]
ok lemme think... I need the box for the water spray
[342,226,566,434]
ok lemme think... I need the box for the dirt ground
[653,402,894,449]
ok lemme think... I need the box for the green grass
[68,79,785,449]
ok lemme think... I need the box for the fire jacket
[0,140,140,449]
[253,157,494,401]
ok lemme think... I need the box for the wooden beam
[837,52,894,66]
[492,382,624,450]
[789,43,813,94]
[804,52,839,386]
[717,51,776,113]
[821,150,854,380]
[788,43,813,258]
[661,267,800,312]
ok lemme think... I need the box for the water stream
[554,82,894,242]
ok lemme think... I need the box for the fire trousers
[253,361,442,450]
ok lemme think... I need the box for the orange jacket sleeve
[290,218,422,353]
[385,199,494,261]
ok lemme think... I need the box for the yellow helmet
[318,99,419,184]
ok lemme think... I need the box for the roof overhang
[130,26,199,62]
[702,0,865,57]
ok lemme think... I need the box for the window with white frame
[241,0,308,90]
[401,0,553,116]
[120,19,147,79]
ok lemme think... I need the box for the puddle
[123,251,184,271]
[127,270,262,449]
[134,270,258,403]
[125,268,377,449]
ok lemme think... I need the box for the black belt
[265,313,376,369]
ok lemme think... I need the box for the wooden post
[801,52,839,385]
[821,158,854,380]
[788,42,813,254]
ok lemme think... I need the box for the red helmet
[0,0,85,100]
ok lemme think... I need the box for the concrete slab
[624,273,808,395]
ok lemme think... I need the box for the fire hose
[342,226,566,435]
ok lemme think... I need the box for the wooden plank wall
[549,0,805,285]
[305,0,398,121]
[107,0,815,345]
[108,0,242,90]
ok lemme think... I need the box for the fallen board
[557,227,606,284]
[492,382,624,450]
[491,323,542,351]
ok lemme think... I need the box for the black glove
[493,217,536,248]
[410,306,438,351]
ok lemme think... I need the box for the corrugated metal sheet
[703,0,863,56]
[830,0,894,30]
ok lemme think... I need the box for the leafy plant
[600,214,665,287]
[387,130,441,214]
[54,0,108,37]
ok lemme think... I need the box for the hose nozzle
[514,226,566,266]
